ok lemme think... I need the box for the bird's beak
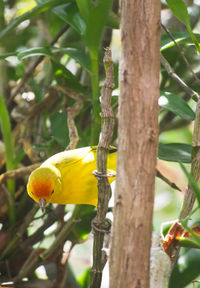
[39,198,46,212]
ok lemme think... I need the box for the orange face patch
[32,180,54,200]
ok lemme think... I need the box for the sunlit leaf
[60,48,91,71]
[52,58,85,91]
[161,32,200,51]
[178,237,200,249]
[159,91,195,121]
[0,0,69,41]
[16,46,91,71]
[17,47,53,59]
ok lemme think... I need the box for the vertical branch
[109,0,160,287]
[179,98,200,219]
[89,48,115,288]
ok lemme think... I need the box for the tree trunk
[109,1,161,288]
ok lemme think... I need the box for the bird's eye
[51,189,54,195]
[31,191,34,195]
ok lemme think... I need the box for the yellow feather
[27,146,117,206]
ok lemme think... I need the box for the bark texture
[109,1,160,288]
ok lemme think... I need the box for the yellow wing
[28,146,117,207]
[46,146,117,206]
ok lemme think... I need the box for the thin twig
[156,169,182,192]
[160,53,198,101]
[161,24,200,84]
[0,163,41,183]
[0,205,38,260]
[62,88,84,150]
[89,48,115,288]
[20,206,65,249]
[13,205,81,282]
[160,53,198,133]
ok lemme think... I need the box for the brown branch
[7,24,70,106]
[0,206,38,260]
[160,54,198,101]
[156,169,182,192]
[25,86,60,118]
[0,163,41,183]
[20,205,65,249]
[89,48,115,288]
[63,88,84,150]
[13,205,81,283]
[161,24,200,84]
[179,97,200,219]
[160,53,198,134]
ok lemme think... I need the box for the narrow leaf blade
[53,2,86,35]
[166,0,190,27]
[85,0,113,53]
[158,143,192,163]
[159,91,195,121]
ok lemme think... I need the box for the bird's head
[27,165,62,210]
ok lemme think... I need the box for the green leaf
[106,11,119,29]
[178,236,200,249]
[0,0,70,41]
[17,47,53,60]
[16,46,91,71]
[169,249,200,288]
[179,162,200,208]
[85,0,113,54]
[50,112,69,148]
[68,205,96,241]
[52,59,85,91]
[53,2,86,35]
[75,0,91,21]
[166,0,200,53]
[0,96,16,171]
[159,91,195,121]
[0,95,16,224]
[158,143,192,163]
[0,51,18,59]
[160,32,200,51]
[78,267,91,288]
[166,0,190,27]
[60,48,91,71]
[73,206,96,240]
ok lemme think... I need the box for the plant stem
[90,51,101,145]
[179,97,200,219]
[89,48,115,288]
[0,95,16,225]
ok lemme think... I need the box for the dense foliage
[0,0,200,287]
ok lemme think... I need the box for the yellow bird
[27,146,117,209]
